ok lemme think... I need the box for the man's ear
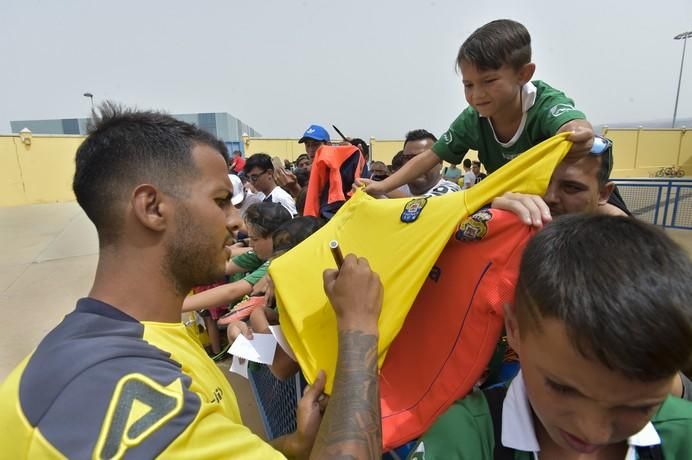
[598,181,615,206]
[504,302,521,356]
[518,63,536,85]
[131,184,170,232]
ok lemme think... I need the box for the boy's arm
[181,280,252,312]
[362,150,440,196]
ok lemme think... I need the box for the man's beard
[162,205,227,296]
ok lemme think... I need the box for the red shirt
[232,156,246,173]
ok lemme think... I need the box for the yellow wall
[0,135,83,207]
[603,128,691,178]
[2,130,688,207]
[243,137,480,168]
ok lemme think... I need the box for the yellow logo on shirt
[94,374,184,459]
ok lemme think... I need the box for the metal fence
[614,178,692,230]
[248,365,302,440]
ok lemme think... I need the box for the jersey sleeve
[408,391,495,460]
[535,85,586,137]
[432,107,479,165]
[30,356,285,459]
[243,261,270,286]
[232,251,264,271]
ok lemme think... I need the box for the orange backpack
[379,209,536,450]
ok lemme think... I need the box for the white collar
[486,81,537,148]
[501,370,661,459]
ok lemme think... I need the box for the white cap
[229,174,245,206]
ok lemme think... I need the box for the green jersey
[410,385,692,460]
[432,81,585,174]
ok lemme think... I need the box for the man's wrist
[336,318,379,335]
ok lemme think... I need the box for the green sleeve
[232,251,264,271]
[242,261,269,286]
[408,390,495,460]
[653,396,692,459]
[532,82,586,137]
[432,107,480,165]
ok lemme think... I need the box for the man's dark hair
[371,161,386,169]
[350,138,370,160]
[404,129,437,146]
[463,158,472,168]
[457,19,531,71]
[73,102,227,245]
[516,214,692,381]
[244,202,292,238]
[294,168,310,188]
[391,150,405,172]
[472,160,481,167]
[243,153,273,175]
[272,216,323,256]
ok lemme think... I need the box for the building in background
[10,112,260,154]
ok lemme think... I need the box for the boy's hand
[227,320,253,342]
[354,177,385,197]
[558,120,594,156]
[492,192,552,228]
[293,370,328,457]
[323,255,383,333]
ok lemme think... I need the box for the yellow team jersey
[270,134,572,393]
[0,298,284,459]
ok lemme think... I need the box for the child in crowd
[411,214,692,459]
[182,202,291,313]
[227,216,324,380]
[364,19,593,198]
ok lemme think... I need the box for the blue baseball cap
[298,124,330,143]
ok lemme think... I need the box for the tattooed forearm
[310,330,381,460]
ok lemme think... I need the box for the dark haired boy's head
[457,19,531,72]
[73,102,228,246]
[403,129,440,195]
[232,150,242,157]
[271,216,323,257]
[507,214,692,453]
[462,158,472,169]
[243,202,292,260]
[455,19,536,121]
[243,153,276,195]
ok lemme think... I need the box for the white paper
[228,333,277,365]
[230,355,249,379]
[268,325,297,362]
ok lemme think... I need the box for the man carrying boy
[410,214,692,459]
[363,19,593,197]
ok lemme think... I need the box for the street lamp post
[83,92,94,111]
[672,31,692,128]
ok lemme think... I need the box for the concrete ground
[0,202,266,439]
[2,201,692,440]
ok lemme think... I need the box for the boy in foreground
[411,214,692,459]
